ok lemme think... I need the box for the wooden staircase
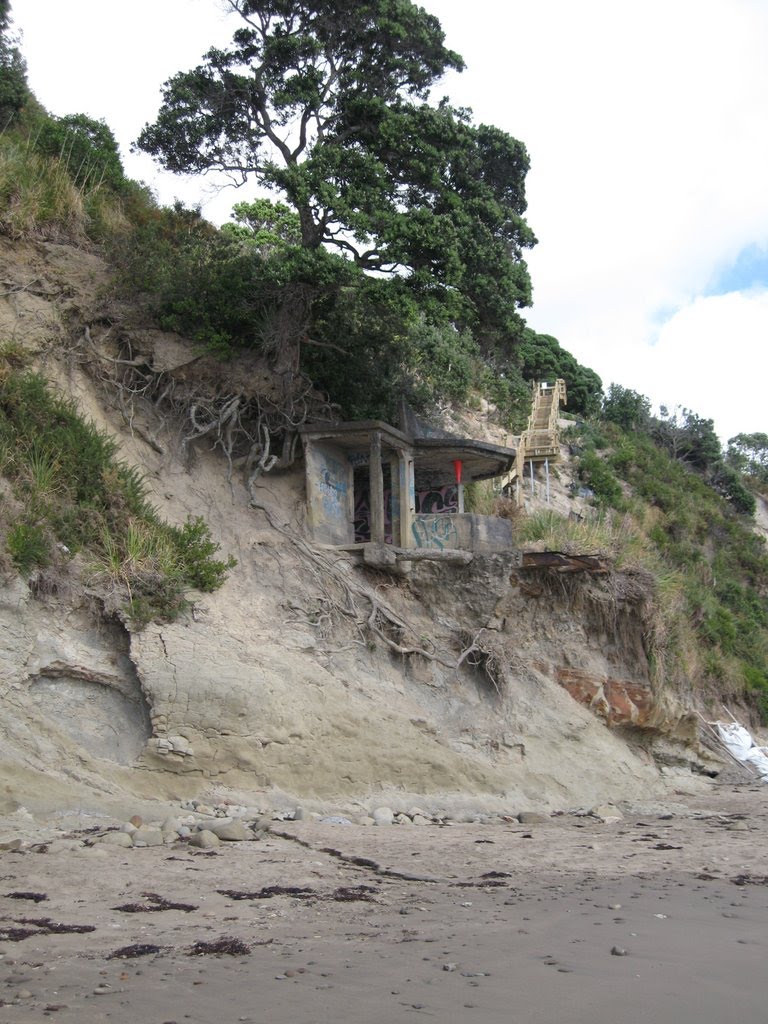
[504,379,567,505]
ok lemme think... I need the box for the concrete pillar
[397,450,415,548]
[369,431,385,544]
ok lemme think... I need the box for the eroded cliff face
[0,236,708,816]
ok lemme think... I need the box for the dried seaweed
[12,916,96,934]
[107,943,164,959]
[0,926,37,941]
[0,917,96,939]
[5,891,48,902]
[330,886,377,902]
[732,874,768,887]
[187,937,251,957]
[112,892,198,913]
[217,885,317,901]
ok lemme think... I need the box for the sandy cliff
[0,236,713,817]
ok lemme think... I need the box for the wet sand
[1,785,767,1023]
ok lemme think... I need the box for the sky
[11,0,768,442]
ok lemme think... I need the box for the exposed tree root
[74,324,335,490]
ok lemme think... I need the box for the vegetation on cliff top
[565,386,768,719]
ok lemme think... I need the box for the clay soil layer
[2,786,768,1023]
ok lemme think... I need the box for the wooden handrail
[502,379,568,505]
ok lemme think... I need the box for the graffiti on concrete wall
[412,514,459,550]
[354,483,458,545]
[416,485,458,514]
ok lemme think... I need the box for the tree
[727,432,768,489]
[654,407,721,471]
[517,329,603,416]
[0,0,28,124]
[602,383,651,432]
[137,0,536,376]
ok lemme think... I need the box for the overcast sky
[12,0,768,441]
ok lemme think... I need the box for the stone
[412,814,430,826]
[207,820,251,842]
[98,831,133,848]
[590,804,624,824]
[161,816,183,833]
[195,804,215,816]
[293,806,306,821]
[518,812,551,825]
[190,829,220,849]
[132,827,164,847]
[119,822,138,834]
[610,946,628,956]
[129,815,143,828]
[372,806,394,826]
[727,821,749,831]
[395,813,413,825]
[0,839,24,852]
[357,816,375,826]
[319,815,353,826]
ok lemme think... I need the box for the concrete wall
[304,440,354,545]
[411,513,513,553]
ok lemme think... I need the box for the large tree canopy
[137,0,536,373]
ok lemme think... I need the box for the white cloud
[629,289,768,442]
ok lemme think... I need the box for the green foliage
[516,330,603,416]
[0,1,28,125]
[33,113,125,191]
[653,406,722,472]
[6,520,48,574]
[602,383,651,431]
[0,361,235,626]
[577,447,625,509]
[586,409,768,715]
[727,432,768,491]
[167,516,236,592]
[136,0,536,376]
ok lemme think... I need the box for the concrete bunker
[300,417,517,557]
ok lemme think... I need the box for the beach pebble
[591,805,624,824]
[373,807,394,826]
[727,821,749,831]
[412,814,430,826]
[395,813,413,825]
[518,812,550,825]
[207,820,251,842]
[98,831,133,848]
[132,828,164,847]
[610,946,628,956]
[293,806,306,821]
[190,829,220,849]
[319,816,353,826]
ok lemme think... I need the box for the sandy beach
[1,783,768,1024]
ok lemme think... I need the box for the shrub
[0,363,235,624]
